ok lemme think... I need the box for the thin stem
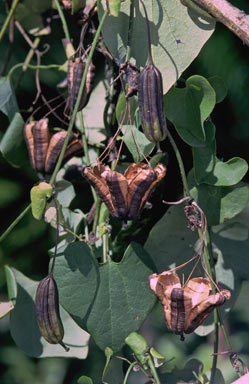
[0,204,31,243]
[166,127,190,196]
[0,0,20,42]
[50,195,59,276]
[102,233,109,263]
[54,0,70,41]
[49,9,109,186]
[92,199,101,234]
[123,362,137,384]
[14,37,40,90]
[168,127,233,378]
[78,112,97,203]
[126,0,135,62]
[139,0,153,65]
[8,62,60,81]
[22,37,40,71]
[147,356,161,384]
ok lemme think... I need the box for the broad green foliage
[8,268,90,358]
[53,242,156,352]
[0,78,19,120]
[165,75,216,146]
[98,0,215,93]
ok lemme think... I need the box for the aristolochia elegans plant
[0,0,249,383]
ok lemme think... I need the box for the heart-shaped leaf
[98,1,215,93]
[9,267,90,358]
[54,241,156,352]
[53,242,99,320]
[165,76,216,146]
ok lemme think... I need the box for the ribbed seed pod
[65,55,95,117]
[138,64,167,142]
[35,275,69,351]
[33,120,51,172]
[24,119,51,172]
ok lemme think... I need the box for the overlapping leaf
[54,242,156,352]
[98,0,215,93]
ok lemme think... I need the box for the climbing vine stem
[49,9,109,186]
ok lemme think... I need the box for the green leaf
[0,112,28,167]
[53,241,99,320]
[0,77,19,120]
[108,0,121,17]
[190,181,249,226]
[208,76,228,103]
[165,76,216,146]
[55,180,76,207]
[5,265,17,306]
[122,125,155,162]
[145,204,198,274]
[9,268,90,358]
[98,1,215,93]
[86,243,156,352]
[77,376,94,384]
[207,157,248,186]
[55,242,156,352]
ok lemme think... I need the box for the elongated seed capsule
[33,120,51,172]
[65,55,95,117]
[24,121,36,170]
[45,131,83,174]
[138,64,167,142]
[35,275,69,351]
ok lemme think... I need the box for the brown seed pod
[138,64,167,142]
[24,121,83,175]
[35,275,69,351]
[45,131,83,174]
[149,271,231,340]
[138,0,167,142]
[65,54,95,117]
[24,119,51,172]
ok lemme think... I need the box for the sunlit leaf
[54,241,156,352]
[165,76,216,146]
[98,0,215,93]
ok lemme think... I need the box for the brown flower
[82,162,166,220]
[149,271,231,340]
